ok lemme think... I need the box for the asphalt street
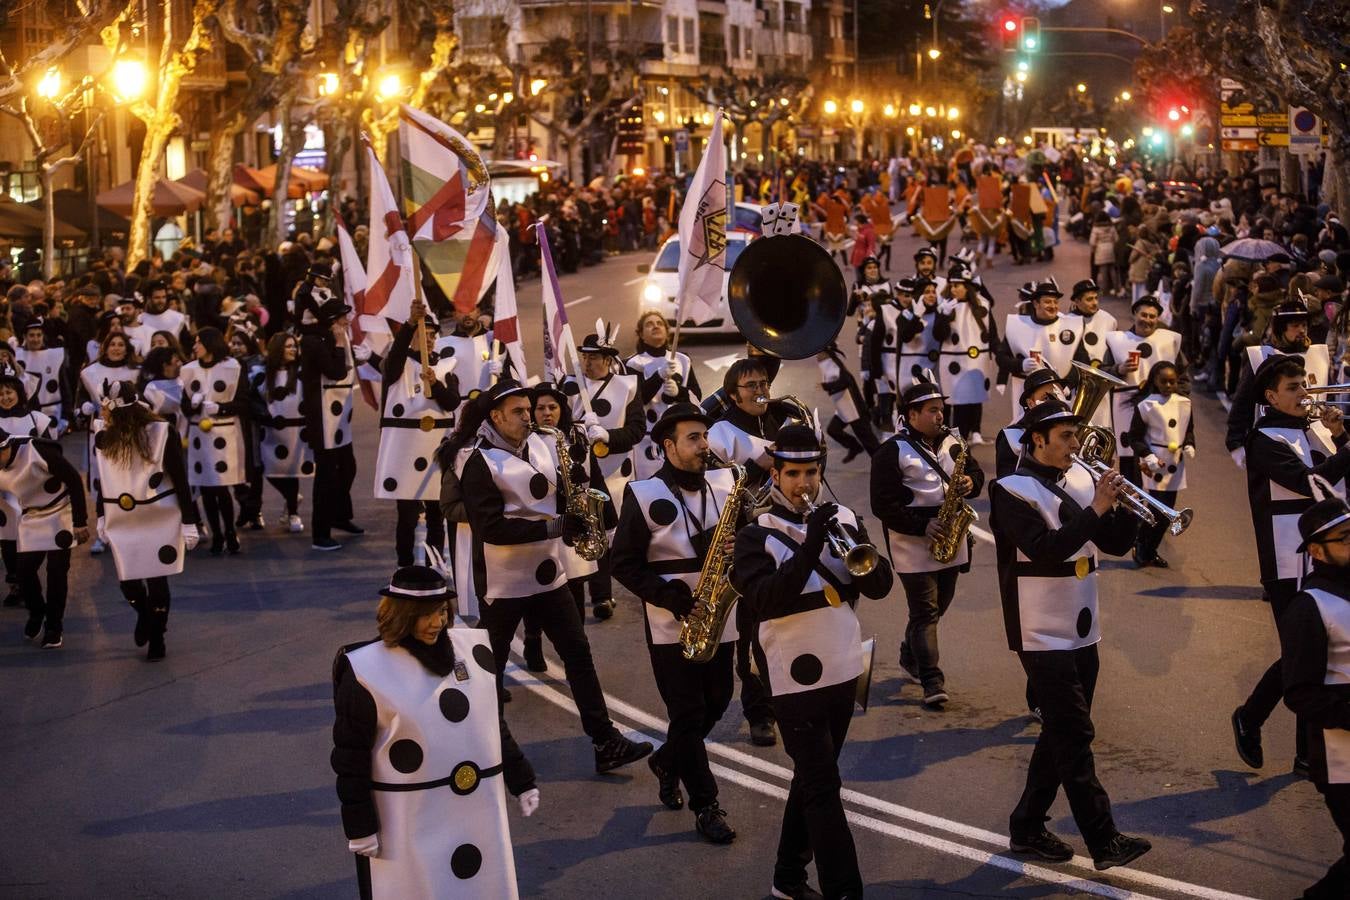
[0,224,1334,899]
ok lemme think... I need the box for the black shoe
[147,638,166,661]
[311,537,343,552]
[1132,548,1149,569]
[333,521,365,535]
[523,636,547,673]
[771,881,824,900]
[1028,706,1044,724]
[225,532,241,555]
[842,446,862,464]
[649,754,684,810]
[1150,555,1169,569]
[23,614,41,641]
[1293,756,1311,778]
[2,585,20,607]
[592,599,615,621]
[1010,829,1074,862]
[246,515,265,531]
[923,684,949,707]
[749,720,778,747]
[40,630,63,649]
[210,534,224,556]
[594,733,654,774]
[1231,707,1264,768]
[1091,833,1151,871]
[694,802,736,844]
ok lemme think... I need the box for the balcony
[515,40,666,67]
[181,50,227,90]
[699,34,726,67]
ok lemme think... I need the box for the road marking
[505,647,1257,900]
[702,352,743,372]
[565,295,594,308]
[623,276,646,286]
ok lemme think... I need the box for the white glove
[586,424,609,445]
[663,360,679,379]
[517,787,540,817]
[191,393,205,407]
[661,378,680,399]
[488,358,503,377]
[97,520,109,544]
[1021,357,1041,374]
[581,411,601,429]
[936,297,958,316]
[351,343,372,363]
[1230,447,1246,470]
[995,384,1006,396]
[201,401,220,416]
[182,523,200,551]
[1183,445,1196,459]
[348,834,380,858]
[1142,454,1161,473]
[80,401,96,417]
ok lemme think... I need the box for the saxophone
[929,429,977,564]
[536,425,610,562]
[679,461,751,663]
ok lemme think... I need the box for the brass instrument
[1302,383,1350,395]
[1070,452,1194,536]
[802,495,879,577]
[680,462,753,662]
[536,424,610,561]
[754,393,815,429]
[727,232,848,360]
[930,430,977,564]
[1069,360,1128,463]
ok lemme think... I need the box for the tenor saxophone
[536,425,610,561]
[679,460,752,662]
[929,429,977,564]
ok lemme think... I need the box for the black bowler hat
[650,402,711,448]
[768,423,826,463]
[1071,278,1098,299]
[914,246,938,263]
[379,565,456,604]
[106,380,145,409]
[1298,496,1350,552]
[1131,294,1164,314]
[1251,352,1305,397]
[1018,399,1081,444]
[946,266,971,285]
[1272,300,1310,327]
[1029,277,1063,300]
[307,262,334,281]
[894,276,918,294]
[482,379,531,410]
[23,317,45,332]
[314,297,352,325]
[900,374,946,410]
[1019,367,1065,408]
[531,380,569,409]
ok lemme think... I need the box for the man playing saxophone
[870,377,985,708]
[611,403,744,845]
[731,425,893,900]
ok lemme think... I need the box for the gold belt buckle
[453,763,479,792]
[1074,557,1091,579]
[117,493,135,511]
[419,415,435,432]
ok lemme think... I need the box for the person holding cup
[1103,296,1186,488]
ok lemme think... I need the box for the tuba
[727,233,848,360]
[536,425,609,561]
[1068,360,1128,463]
[679,461,753,662]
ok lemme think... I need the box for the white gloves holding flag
[582,412,608,446]
[488,358,503,378]
[662,379,681,400]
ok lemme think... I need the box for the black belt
[98,487,176,511]
[324,383,354,390]
[371,760,502,795]
[1012,557,1097,579]
[1269,498,1314,516]
[649,559,701,576]
[272,416,306,427]
[380,415,453,432]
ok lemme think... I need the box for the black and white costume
[299,309,359,546]
[997,310,1086,419]
[874,298,938,397]
[816,344,879,460]
[1064,306,1117,431]
[180,357,247,488]
[16,344,67,427]
[1227,342,1333,455]
[1126,392,1195,562]
[932,278,998,437]
[1102,325,1183,472]
[625,345,701,480]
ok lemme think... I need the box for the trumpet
[1070,453,1194,536]
[801,494,879,577]
[1303,383,1350,395]
[1301,398,1350,417]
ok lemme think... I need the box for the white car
[636,231,753,335]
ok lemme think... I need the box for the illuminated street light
[1142,126,1155,136]
[1023,135,1033,145]
[376,71,404,102]
[110,58,149,103]
[35,67,61,100]
[908,103,922,116]
[1167,108,1181,121]
[996,136,1007,145]
[925,105,936,117]
[905,126,916,135]
[779,97,789,107]
[530,78,548,96]
[1015,71,1028,83]
[883,103,896,117]
[950,129,961,139]
[1120,90,1132,101]
[1016,60,1030,72]
[502,91,514,104]
[850,98,864,114]
[653,109,666,123]
[1076,82,1087,93]
[823,99,838,115]
[317,72,340,97]
[1162,4,1174,12]
[947,107,960,120]
[927,47,941,60]
[1180,124,1194,137]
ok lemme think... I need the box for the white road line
[504,649,1257,900]
[565,295,594,308]
[623,276,646,286]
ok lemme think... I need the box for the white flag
[675,112,729,326]
[363,137,416,326]
[490,225,529,383]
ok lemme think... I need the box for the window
[730,25,740,59]
[459,16,495,49]
[684,18,695,53]
[667,15,680,51]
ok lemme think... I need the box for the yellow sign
[1256,113,1288,128]
[1259,131,1330,147]
[1220,115,1257,127]
[1220,102,1253,115]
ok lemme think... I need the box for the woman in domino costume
[180,327,247,555]
[258,332,314,533]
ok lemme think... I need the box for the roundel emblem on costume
[1091,359,1101,368]
[1168,440,1179,451]
[1138,342,1153,359]
[1060,330,1075,344]
[593,441,611,458]
[1074,557,1091,579]
[467,389,481,400]
[452,761,480,794]
[966,346,980,359]
[419,415,436,432]
[117,493,135,511]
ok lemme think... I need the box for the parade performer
[995,368,1066,477]
[989,400,1152,871]
[1102,295,1184,487]
[848,256,891,420]
[1125,362,1194,567]
[612,403,741,845]
[16,318,68,432]
[872,379,983,707]
[92,381,200,660]
[181,327,246,556]
[0,364,54,438]
[815,342,880,463]
[331,565,539,900]
[1065,279,1116,433]
[732,425,893,899]
[139,346,187,445]
[457,381,653,773]
[1227,300,1329,464]
[625,311,701,480]
[258,333,313,532]
[933,266,997,443]
[996,278,1087,418]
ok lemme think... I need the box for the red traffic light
[1003,17,1018,31]
[1000,15,1021,51]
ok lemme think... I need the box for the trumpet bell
[727,233,847,360]
[845,544,879,578]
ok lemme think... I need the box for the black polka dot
[1138,343,1153,359]
[619,458,633,477]
[275,444,289,460]
[563,381,581,396]
[43,476,61,494]
[45,379,57,394]
[472,643,495,673]
[54,529,73,549]
[213,436,226,450]
[441,344,456,357]
[1085,332,1099,346]
[450,843,482,880]
[1167,418,1177,428]
[646,409,658,424]
[950,335,960,346]
[193,462,203,474]
[213,380,226,394]
[300,461,315,475]
[1119,432,1130,443]
[592,398,612,417]
[333,429,344,444]
[649,498,678,526]
[91,431,108,451]
[392,403,405,417]
[299,427,311,443]
[0,509,7,527]
[1153,473,1163,483]
[948,362,961,375]
[439,688,470,723]
[885,334,895,346]
[158,545,178,565]
[973,305,987,320]
[927,350,940,363]
[190,380,201,393]
[910,364,923,377]
[790,653,823,686]
[148,471,164,489]
[1167,464,1177,473]
[192,437,202,450]
[383,477,398,492]
[330,401,342,416]
[984,378,992,391]
[27,427,36,436]
[214,461,228,473]
[528,473,549,499]
[535,559,558,585]
[414,457,429,473]
[1076,607,1093,638]
[388,739,423,774]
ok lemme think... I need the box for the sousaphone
[727,232,848,360]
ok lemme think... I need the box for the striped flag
[676,112,729,326]
[335,220,381,409]
[538,222,577,384]
[362,137,416,326]
[398,104,498,317]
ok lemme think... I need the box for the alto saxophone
[536,425,610,561]
[930,429,977,564]
[679,460,752,663]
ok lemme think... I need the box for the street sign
[1260,131,1330,148]
[1256,113,1287,128]
[1221,115,1257,127]
[1221,127,1258,139]
[673,129,689,153]
[1221,102,1254,116]
[1289,106,1321,155]
[1220,78,1244,102]
[1223,138,1259,151]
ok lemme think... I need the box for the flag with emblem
[397,104,499,318]
[676,111,729,326]
[335,220,381,409]
[537,222,579,384]
[490,225,529,383]
[362,137,417,326]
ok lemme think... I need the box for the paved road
[0,225,1332,899]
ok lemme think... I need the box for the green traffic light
[1023,37,1037,50]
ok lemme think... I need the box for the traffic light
[1000,15,1020,52]
[618,110,645,155]
[1021,16,1040,52]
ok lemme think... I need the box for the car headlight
[641,283,663,305]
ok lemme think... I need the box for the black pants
[119,576,171,639]
[233,467,264,523]
[826,416,881,457]
[524,578,586,643]
[480,585,616,743]
[898,568,960,690]
[312,444,356,541]
[1308,782,1350,898]
[1136,489,1178,559]
[650,641,735,812]
[737,630,775,726]
[772,679,862,899]
[200,487,236,543]
[1240,580,1308,759]
[2,538,16,585]
[577,549,613,605]
[948,402,984,439]
[1011,645,1118,850]
[267,477,300,515]
[20,548,71,634]
[395,500,446,567]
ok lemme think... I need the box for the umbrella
[1220,237,1288,262]
[24,189,128,241]
[96,177,205,217]
[176,169,260,207]
[0,196,85,243]
[237,164,329,198]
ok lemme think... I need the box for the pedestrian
[1129,226,1163,303]
[1089,214,1119,296]
[258,332,312,533]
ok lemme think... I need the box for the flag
[490,225,528,383]
[362,136,417,326]
[398,104,499,318]
[335,220,381,409]
[538,222,579,384]
[676,112,729,326]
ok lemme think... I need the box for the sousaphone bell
[727,233,848,360]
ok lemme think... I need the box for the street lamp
[375,71,404,102]
[529,78,548,96]
[1076,82,1087,93]
[951,129,961,139]
[35,67,61,101]
[883,103,896,117]
[908,103,922,116]
[927,47,941,60]
[317,72,340,97]
[925,105,936,117]
[850,99,864,114]
[947,107,959,120]
[1015,70,1028,84]
[823,99,838,115]
[1120,90,1132,101]
[109,58,148,104]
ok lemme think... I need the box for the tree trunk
[127,113,177,268]
[564,136,584,186]
[39,166,56,279]
[207,108,246,234]
[1328,135,1350,224]
[271,92,298,247]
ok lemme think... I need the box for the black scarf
[658,460,705,493]
[399,630,456,677]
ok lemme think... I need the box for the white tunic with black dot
[1003,314,1084,418]
[260,374,314,478]
[180,358,246,488]
[95,421,184,580]
[1104,328,1181,459]
[1062,309,1117,430]
[1135,393,1190,492]
[346,627,519,900]
[566,371,639,515]
[0,439,75,552]
[16,347,63,418]
[320,342,357,450]
[374,354,457,501]
[433,333,493,404]
[937,296,995,405]
[626,350,696,481]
